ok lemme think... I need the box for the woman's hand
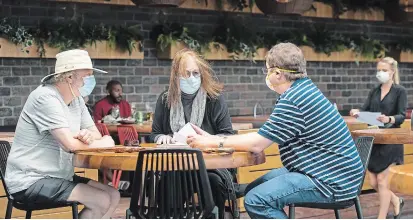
[187,134,221,149]
[377,114,391,123]
[156,135,175,145]
[350,109,360,118]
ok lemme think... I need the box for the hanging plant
[350,35,386,63]
[0,18,33,53]
[1,17,143,57]
[212,19,258,60]
[31,17,143,57]
[302,23,350,55]
[150,22,208,54]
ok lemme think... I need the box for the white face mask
[376,71,390,83]
[180,75,201,94]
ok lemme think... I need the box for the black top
[361,84,407,128]
[149,91,235,143]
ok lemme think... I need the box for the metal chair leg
[5,200,13,219]
[25,210,32,219]
[354,197,363,219]
[289,204,295,219]
[334,209,341,219]
[126,209,132,219]
[212,206,219,219]
[72,203,79,219]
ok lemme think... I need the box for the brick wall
[1,0,413,126]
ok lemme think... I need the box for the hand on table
[75,129,95,144]
[156,135,175,145]
[350,109,360,118]
[377,114,390,123]
[89,135,115,148]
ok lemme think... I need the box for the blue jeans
[244,167,334,219]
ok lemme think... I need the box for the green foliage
[0,18,33,53]
[150,22,208,54]
[302,23,349,55]
[0,17,143,57]
[212,19,258,60]
[151,19,405,62]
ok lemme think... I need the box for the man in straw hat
[5,49,120,218]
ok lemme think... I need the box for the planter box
[0,38,144,59]
[157,42,375,62]
[157,41,268,61]
[400,51,413,63]
[302,2,385,21]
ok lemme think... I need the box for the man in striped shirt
[187,43,364,218]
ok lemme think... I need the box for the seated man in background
[93,80,132,122]
[5,49,120,219]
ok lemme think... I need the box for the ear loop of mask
[66,74,77,99]
[266,70,291,89]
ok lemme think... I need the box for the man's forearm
[89,136,115,148]
[214,132,272,154]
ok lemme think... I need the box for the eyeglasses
[261,66,300,75]
[182,70,201,78]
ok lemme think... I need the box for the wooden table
[352,128,413,195]
[389,164,413,195]
[105,122,253,135]
[351,128,413,144]
[231,115,368,131]
[73,143,265,170]
[106,122,152,134]
[0,132,15,143]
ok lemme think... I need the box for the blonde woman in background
[350,57,406,219]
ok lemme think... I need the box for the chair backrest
[0,141,12,199]
[117,125,139,145]
[354,136,374,195]
[95,123,110,136]
[128,149,215,219]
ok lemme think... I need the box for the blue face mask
[180,75,201,94]
[79,76,96,97]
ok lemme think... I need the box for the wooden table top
[73,143,265,170]
[351,128,413,144]
[231,115,366,124]
[0,132,15,143]
[104,122,253,134]
[106,122,153,134]
[389,164,413,195]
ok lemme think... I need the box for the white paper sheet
[178,123,197,137]
[172,123,198,145]
[357,112,384,126]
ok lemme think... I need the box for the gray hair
[266,43,307,81]
[43,71,78,85]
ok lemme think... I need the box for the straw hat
[41,49,107,83]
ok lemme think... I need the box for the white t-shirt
[5,85,95,194]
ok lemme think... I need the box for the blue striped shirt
[258,77,364,201]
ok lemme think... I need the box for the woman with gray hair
[187,43,363,219]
